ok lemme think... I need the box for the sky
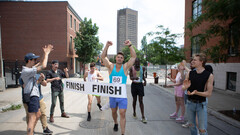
[27,0,185,54]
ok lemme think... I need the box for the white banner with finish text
[64,79,127,98]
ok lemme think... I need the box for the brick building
[0,1,82,79]
[184,0,240,93]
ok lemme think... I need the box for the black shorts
[27,96,40,113]
[131,82,144,97]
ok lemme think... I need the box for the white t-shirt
[21,66,40,97]
[87,71,98,82]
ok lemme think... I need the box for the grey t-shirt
[20,66,40,97]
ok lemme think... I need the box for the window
[69,36,72,52]
[192,0,202,20]
[227,72,237,91]
[79,23,81,31]
[70,15,72,28]
[74,19,76,31]
[70,58,73,69]
[191,36,200,56]
[228,24,239,55]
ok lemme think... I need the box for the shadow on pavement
[0,130,25,135]
[66,112,86,119]
[219,110,240,122]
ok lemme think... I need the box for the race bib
[112,76,122,84]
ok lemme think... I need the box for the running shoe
[182,122,189,128]
[87,114,91,121]
[141,117,147,124]
[101,102,110,111]
[133,114,137,119]
[97,103,102,111]
[113,124,118,132]
[43,126,53,134]
[176,116,184,123]
[169,112,178,119]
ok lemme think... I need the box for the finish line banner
[64,79,127,98]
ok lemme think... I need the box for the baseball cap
[24,53,40,61]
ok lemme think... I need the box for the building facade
[117,8,138,53]
[0,1,82,78]
[184,0,240,93]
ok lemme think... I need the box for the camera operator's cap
[24,53,40,61]
[51,60,59,64]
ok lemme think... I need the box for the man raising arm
[101,40,136,135]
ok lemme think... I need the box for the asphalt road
[0,76,239,135]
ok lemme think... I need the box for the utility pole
[165,42,168,87]
[0,16,6,92]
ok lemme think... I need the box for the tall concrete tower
[117,8,138,53]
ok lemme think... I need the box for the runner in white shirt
[84,62,104,121]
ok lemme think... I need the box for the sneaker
[176,116,184,123]
[141,117,147,124]
[61,112,70,118]
[43,127,53,134]
[197,128,200,135]
[169,112,178,119]
[101,102,110,111]
[87,114,91,121]
[182,122,189,128]
[97,103,102,111]
[113,124,118,132]
[133,114,137,119]
[49,114,54,123]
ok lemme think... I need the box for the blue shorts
[109,97,128,109]
[27,96,40,113]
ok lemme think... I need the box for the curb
[150,83,240,129]
[207,107,240,129]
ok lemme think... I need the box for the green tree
[74,17,103,74]
[121,46,146,66]
[146,25,184,86]
[186,0,240,63]
[147,25,184,65]
[121,46,138,63]
[147,41,165,65]
[109,57,116,63]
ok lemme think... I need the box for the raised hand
[124,40,131,46]
[106,41,113,47]
[43,44,54,54]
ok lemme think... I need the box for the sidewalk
[147,73,240,129]
[0,83,52,112]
